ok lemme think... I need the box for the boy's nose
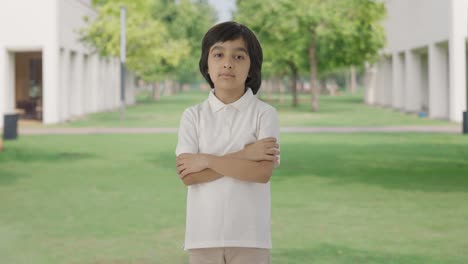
[223,59,233,69]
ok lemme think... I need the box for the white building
[0,0,136,127]
[366,0,468,122]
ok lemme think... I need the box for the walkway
[18,126,461,135]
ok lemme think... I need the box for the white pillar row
[113,58,119,108]
[364,63,377,105]
[420,52,429,113]
[0,50,16,127]
[392,52,405,109]
[90,54,99,113]
[43,45,60,124]
[1,51,14,112]
[59,48,69,121]
[98,57,104,111]
[0,48,6,126]
[110,59,116,109]
[375,60,385,105]
[74,52,83,116]
[404,50,421,112]
[429,43,449,119]
[111,59,117,109]
[69,51,77,117]
[102,58,109,111]
[383,56,393,107]
[448,0,467,122]
[82,54,89,115]
[103,58,110,110]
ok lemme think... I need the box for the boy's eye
[213,53,223,58]
[235,55,245,60]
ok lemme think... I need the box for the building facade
[0,0,135,127]
[366,0,468,122]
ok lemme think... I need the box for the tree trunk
[345,69,351,93]
[288,62,298,107]
[266,79,272,101]
[272,77,280,101]
[152,83,160,101]
[351,65,357,94]
[164,79,173,96]
[279,80,285,104]
[309,41,319,111]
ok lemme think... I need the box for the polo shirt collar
[209,88,254,113]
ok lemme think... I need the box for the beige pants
[189,247,270,264]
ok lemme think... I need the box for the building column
[43,45,60,124]
[383,56,393,107]
[375,60,385,105]
[75,53,84,116]
[59,48,70,121]
[82,54,90,114]
[98,57,105,111]
[448,0,467,122]
[429,43,449,119]
[392,52,405,109]
[364,62,377,105]
[405,50,421,112]
[0,48,5,127]
[0,49,15,127]
[112,58,119,108]
[68,52,77,117]
[88,54,99,113]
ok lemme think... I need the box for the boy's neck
[214,87,246,104]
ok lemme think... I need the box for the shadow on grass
[0,168,28,185]
[145,136,468,193]
[0,144,96,185]
[0,147,95,163]
[274,140,468,193]
[273,243,459,264]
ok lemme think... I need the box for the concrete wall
[0,0,57,126]
[368,0,468,122]
[0,0,136,127]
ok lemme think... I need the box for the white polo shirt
[175,87,280,250]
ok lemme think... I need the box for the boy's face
[207,37,250,94]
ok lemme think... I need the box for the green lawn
[1,133,467,264]
[32,89,456,128]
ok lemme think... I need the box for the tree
[81,0,209,92]
[236,0,308,107]
[153,0,217,85]
[236,0,386,111]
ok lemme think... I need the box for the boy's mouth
[219,72,235,77]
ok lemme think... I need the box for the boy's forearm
[182,169,223,186]
[179,150,267,186]
[206,155,274,183]
[181,151,244,186]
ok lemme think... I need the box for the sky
[208,0,236,22]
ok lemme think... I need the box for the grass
[1,133,468,263]
[28,89,456,128]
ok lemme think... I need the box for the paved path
[18,126,462,135]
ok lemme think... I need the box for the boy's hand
[242,137,280,161]
[176,153,211,179]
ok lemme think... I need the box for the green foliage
[235,0,386,75]
[81,0,216,83]
[152,0,217,83]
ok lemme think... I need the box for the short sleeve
[257,106,280,167]
[175,108,199,156]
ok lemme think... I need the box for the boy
[176,21,280,264]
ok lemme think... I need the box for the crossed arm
[176,137,280,186]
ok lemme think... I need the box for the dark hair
[199,21,263,94]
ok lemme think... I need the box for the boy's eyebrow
[210,45,248,54]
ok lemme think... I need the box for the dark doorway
[15,52,43,121]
